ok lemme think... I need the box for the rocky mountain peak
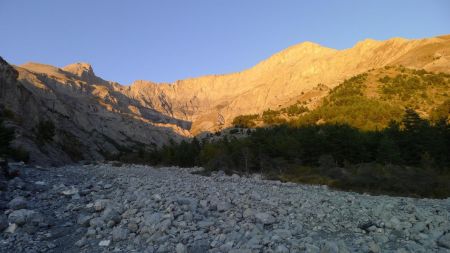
[62,62,101,84]
[63,62,93,75]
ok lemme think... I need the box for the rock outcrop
[0,58,188,165]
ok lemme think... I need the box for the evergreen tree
[0,119,14,156]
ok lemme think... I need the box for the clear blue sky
[1,1,449,84]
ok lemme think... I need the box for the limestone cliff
[0,59,188,165]
[127,35,450,133]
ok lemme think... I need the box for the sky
[1,1,449,84]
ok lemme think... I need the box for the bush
[36,120,55,143]
[59,130,83,161]
[10,147,30,163]
[232,114,258,128]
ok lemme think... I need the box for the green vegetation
[232,103,309,128]
[115,67,450,198]
[379,69,450,101]
[232,67,449,131]
[295,73,404,130]
[281,104,309,116]
[59,130,84,161]
[431,99,450,122]
[120,108,450,198]
[0,109,29,162]
[35,120,55,143]
[232,114,258,128]
[0,119,14,157]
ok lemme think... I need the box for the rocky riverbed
[1,163,450,253]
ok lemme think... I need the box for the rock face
[1,162,450,252]
[0,58,189,165]
[1,35,450,164]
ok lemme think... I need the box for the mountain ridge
[1,34,449,164]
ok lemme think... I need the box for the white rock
[61,187,79,196]
[5,223,18,233]
[98,239,111,247]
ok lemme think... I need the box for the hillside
[231,66,450,130]
[127,35,450,134]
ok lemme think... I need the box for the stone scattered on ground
[0,162,449,252]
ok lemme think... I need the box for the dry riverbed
[1,163,450,252]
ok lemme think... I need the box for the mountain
[128,35,450,134]
[0,59,189,165]
[0,34,449,164]
[231,66,450,130]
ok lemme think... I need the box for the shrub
[0,119,14,156]
[36,120,55,143]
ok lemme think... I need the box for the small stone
[89,217,105,228]
[77,214,92,227]
[255,212,276,225]
[176,243,187,253]
[198,220,214,228]
[99,239,111,247]
[217,201,232,212]
[101,207,121,224]
[8,209,44,226]
[231,174,240,179]
[438,233,450,249]
[86,228,96,237]
[368,241,380,253]
[321,241,339,253]
[112,226,129,241]
[128,222,139,232]
[243,208,254,218]
[5,223,18,233]
[34,181,46,186]
[61,187,79,196]
[275,245,289,253]
[189,239,209,253]
[8,196,28,210]
[94,199,110,212]
[75,237,86,247]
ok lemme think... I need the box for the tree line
[116,108,450,198]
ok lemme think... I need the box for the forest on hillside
[113,67,450,198]
[114,108,450,198]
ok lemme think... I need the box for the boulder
[217,201,232,212]
[188,239,209,253]
[112,226,129,241]
[176,243,188,253]
[8,209,44,226]
[94,199,110,212]
[255,212,276,225]
[438,233,450,249]
[77,213,92,227]
[8,196,28,210]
